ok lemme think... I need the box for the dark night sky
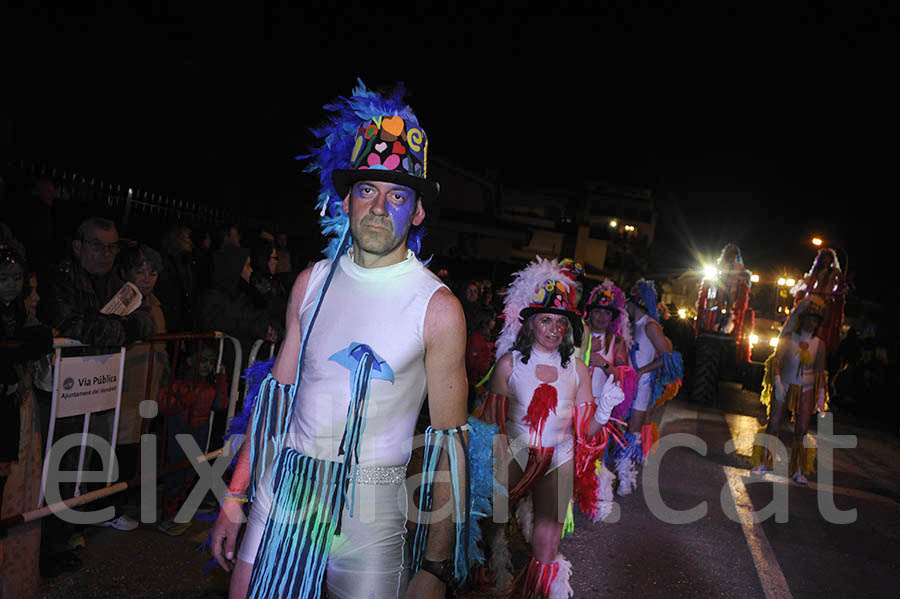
[2,3,895,299]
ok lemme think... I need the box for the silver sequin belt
[353,465,407,485]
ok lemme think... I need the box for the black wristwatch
[420,559,454,585]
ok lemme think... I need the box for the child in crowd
[156,342,227,535]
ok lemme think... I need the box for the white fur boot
[616,455,638,496]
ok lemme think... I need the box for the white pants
[632,374,654,411]
[239,470,410,599]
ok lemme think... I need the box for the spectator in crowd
[117,245,169,483]
[192,227,214,297]
[465,307,496,410]
[155,343,225,536]
[274,231,293,274]
[1,236,54,594]
[39,216,154,347]
[155,224,195,333]
[249,238,288,326]
[212,223,241,251]
[37,217,151,535]
[196,246,281,374]
[461,279,482,334]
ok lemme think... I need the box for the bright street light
[609,220,617,228]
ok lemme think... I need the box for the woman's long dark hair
[512,313,575,368]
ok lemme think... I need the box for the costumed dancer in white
[210,82,484,599]
[615,280,681,496]
[751,296,829,484]
[474,259,626,598]
[582,281,636,515]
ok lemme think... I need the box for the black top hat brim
[519,307,584,347]
[332,169,440,204]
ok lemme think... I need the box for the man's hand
[211,497,245,572]
[405,571,447,599]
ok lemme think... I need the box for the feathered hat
[628,279,659,321]
[781,295,827,336]
[717,243,744,267]
[585,280,632,350]
[299,79,439,259]
[807,248,841,275]
[495,257,582,359]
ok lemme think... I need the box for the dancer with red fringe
[474,258,626,598]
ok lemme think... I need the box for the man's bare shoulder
[424,287,465,342]
[287,265,316,306]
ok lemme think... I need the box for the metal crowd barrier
[36,332,243,509]
[1,332,279,533]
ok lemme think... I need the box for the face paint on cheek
[386,200,414,238]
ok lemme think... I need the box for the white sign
[55,351,124,418]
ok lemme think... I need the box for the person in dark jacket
[196,246,281,374]
[39,217,154,347]
[155,224,195,333]
[248,238,288,328]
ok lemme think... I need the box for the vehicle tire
[692,337,721,405]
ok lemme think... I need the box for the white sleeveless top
[780,330,822,389]
[286,249,446,467]
[589,331,615,399]
[632,314,656,387]
[506,347,579,473]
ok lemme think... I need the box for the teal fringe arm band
[410,416,502,585]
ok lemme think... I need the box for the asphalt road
[38,384,900,598]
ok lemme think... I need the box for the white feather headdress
[495,257,578,359]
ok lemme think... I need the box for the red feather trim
[523,383,557,440]
[509,446,554,504]
[521,556,559,599]
[574,466,601,521]
[473,391,508,436]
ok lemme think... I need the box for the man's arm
[210,266,311,571]
[407,287,468,596]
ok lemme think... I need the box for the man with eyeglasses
[40,216,154,349]
[37,217,157,541]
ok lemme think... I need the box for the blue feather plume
[466,416,503,567]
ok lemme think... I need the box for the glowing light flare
[678,308,688,319]
[785,278,796,287]
[609,220,618,228]
[749,333,759,346]
[777,278,786,286]
[750,274,760,283]
[769,337,779,348]
[703,265,718,280]
[812,237,823,246]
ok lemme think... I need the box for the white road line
[723,466,793,599]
